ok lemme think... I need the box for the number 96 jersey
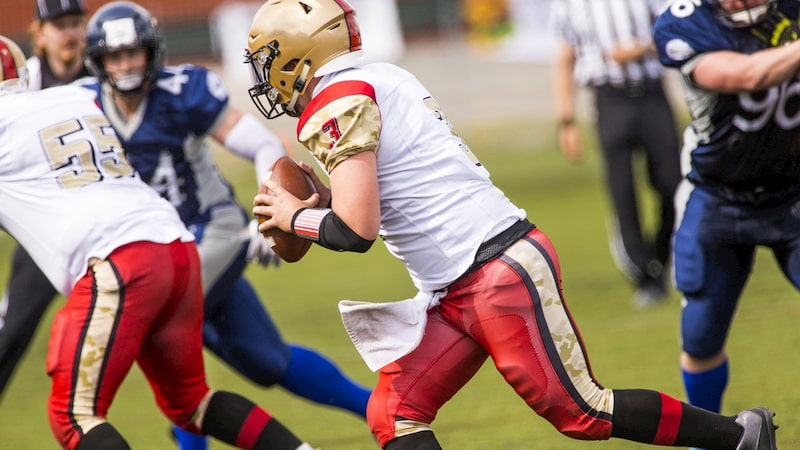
[653,0,800,192]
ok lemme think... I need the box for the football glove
[246,219,281,268]
[751,11,800,47]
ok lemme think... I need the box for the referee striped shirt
[549,0,668,88]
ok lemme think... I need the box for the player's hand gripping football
[252,162,329,235]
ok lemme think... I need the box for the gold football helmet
[246,0,363,119]
[0,35,29,95]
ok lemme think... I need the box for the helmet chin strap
[286,61,312,116]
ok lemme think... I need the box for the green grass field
[0,116,797,449]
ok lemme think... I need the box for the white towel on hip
[339,290,446,372]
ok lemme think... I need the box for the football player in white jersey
[0,0,93,402]
[248,1,777,449]
[0,34,312,450]
[76,2,371,449]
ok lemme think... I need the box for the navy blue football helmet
[708,0,777,28]
[84,1,164,94]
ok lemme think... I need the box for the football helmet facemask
[84,1,164,95]
[709,0,778,28]
[245,0,364,119]
[0,35,28,95]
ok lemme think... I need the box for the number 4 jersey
[0,85,193,295]
[653,0,800,191]
[78,65,235,226]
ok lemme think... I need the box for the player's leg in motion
[204,276,371,415]
[144,241,310,450]
[197,204,370,415]
[46,240,310,449]
[176,278,372,449]
[0,245,59,399]
[171,206,370,449]
[376,228,775,449]
[674,186,751,414]
[498,230,767,448]
[178,286,349,450]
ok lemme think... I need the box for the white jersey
[0,85,193,295]
[299,63,526,292]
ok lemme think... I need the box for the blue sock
[682,359,728,413]
[172,425,208,450]
[281,345,371,418]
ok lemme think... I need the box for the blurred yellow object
[462,0,511,43]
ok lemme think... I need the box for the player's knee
[368,399,438,448]
[48,406,110,450]
[367,394,401,447]
[680,350,726,372]
[544,412,611,440]
[538,388,614,440]
[163,390,213,435]
[248,355,289,387]
[681,333,724,359]
[373,420,437,449]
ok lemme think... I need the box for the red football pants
[47,240,210,449]
[368,229,615,447]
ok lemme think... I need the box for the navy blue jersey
[654,0,800,191]
[78,65,236,224]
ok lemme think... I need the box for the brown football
[256,156,316,262]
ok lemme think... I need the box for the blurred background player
[549,0,682,308]
[0,0,92,401]
[247,1,777,449]
[77,2,371,448]
[26,0,90,89]
[653,0,800,426]
[0,33,312,450]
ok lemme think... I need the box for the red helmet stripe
[0,42,20,80]
[332,0,362,51]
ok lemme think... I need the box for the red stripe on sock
[236,407,272,449]
[653,393,682,445]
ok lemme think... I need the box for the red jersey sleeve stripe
[297,80,376,135]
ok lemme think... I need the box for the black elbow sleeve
[318,212,374,253]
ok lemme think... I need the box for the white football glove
[246,219,281,268]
